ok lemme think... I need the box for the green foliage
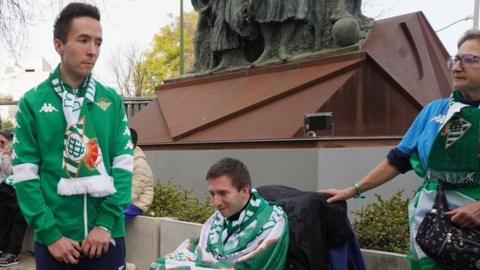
[352,190,410,254]
[140,12,197,95]
[1,119,14,129]
[148,181,214,224]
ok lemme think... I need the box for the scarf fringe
[426,169,480,186]
[57,175,116,197]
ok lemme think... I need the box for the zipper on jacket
[84,193,88,238]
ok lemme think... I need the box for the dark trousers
[0,183,27,255]
[35,238,126,270]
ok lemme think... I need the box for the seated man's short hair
[206,158,251,191]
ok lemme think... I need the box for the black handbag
[415,184,480,270]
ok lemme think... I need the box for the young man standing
[150,158,289,270]
[12,3,133,270]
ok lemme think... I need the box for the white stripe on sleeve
[13,163,39,183]
[112,154,133,173]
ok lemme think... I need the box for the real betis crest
[95,98,111,111]
[66,132,86,161]
[64,117,102,178]
[441,115,471,149]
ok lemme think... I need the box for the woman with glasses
[321,29,480,270]
[0,129,27,267]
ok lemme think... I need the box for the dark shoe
[0,253,19,267]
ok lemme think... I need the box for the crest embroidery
[96,98,111,111]
[441,115,471,149]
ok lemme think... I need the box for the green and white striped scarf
[150,189,289,270]
[51,66,115,197]
[426,89,480,186]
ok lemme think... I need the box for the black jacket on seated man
[257,185,354,270]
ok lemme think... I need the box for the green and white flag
[150,189,289,270]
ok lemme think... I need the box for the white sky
[0,0,476,86]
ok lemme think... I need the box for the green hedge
[147,182,214,224]
[352,190,410,254]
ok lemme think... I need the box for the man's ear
[54,38,64,55]
[240,185,250,196]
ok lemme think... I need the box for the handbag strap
[432,184,451,213]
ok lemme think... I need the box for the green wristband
[353,183,365,199]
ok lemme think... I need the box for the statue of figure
[189,0,373,73]
[331,0,373,32]
[296,0,327,51]
[331,0,362,21]
[246,0,330,63]
[247,0,297,64]
[329,0,373,47]
[191,0,213,71]
[191,0,257,72]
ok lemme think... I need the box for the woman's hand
[445,201,480,229]
[319,187,356,203]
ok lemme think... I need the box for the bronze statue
[192,0,257,72]
[247,0,296,64]
[191,0,213,71]
[330,0,373,44]
[189,0,373,73]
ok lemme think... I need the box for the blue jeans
[34,238,125,270]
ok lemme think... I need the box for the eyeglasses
[447,54,480,69]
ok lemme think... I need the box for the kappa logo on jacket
[39,103,59,113]
[125,141,134,150]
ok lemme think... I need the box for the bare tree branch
[362,0,401,19]
[108,45,147,97]
[0,0,34,57]
[0,1,110,57]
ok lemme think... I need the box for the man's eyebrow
[209,189,228,193]
[77,34,91,39]
[77,34,102,42]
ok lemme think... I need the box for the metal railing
[123,97,154,118]
[0,96,154,119]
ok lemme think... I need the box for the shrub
[1,119,14,129]
[147,181,214,224]
[352,190,410,254]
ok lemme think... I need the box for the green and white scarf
[150,189,289,270]
[51,66,116,197]
[426,89,480,186]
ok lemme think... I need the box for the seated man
[150,158,289,270]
